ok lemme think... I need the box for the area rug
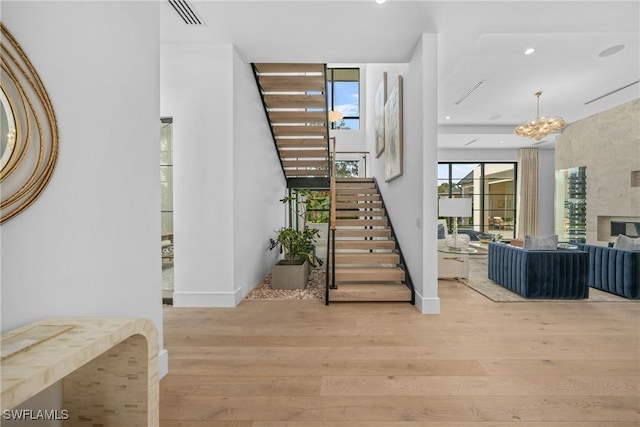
[465,255,632,303]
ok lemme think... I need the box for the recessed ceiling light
[376,0,386,4]
[445,116,451,120]
[499,141,505,144]
[524,48,536,55]
[598,44,625,57]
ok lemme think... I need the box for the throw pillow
[523,235,538,250]
[613,234,640,251]
[537,234,558,250]
[524,234,558,250]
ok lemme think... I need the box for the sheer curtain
[516,148,539,238]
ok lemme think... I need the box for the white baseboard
[158,349,169,379]
[413,291,441,314]
[172,288,242,307]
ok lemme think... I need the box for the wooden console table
[1,317,159,426]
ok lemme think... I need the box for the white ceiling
[160,0,640,150]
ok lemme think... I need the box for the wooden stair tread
[336,182,376,189]
[336,202,382,210]
[335,240,396,250]
[283,160,330,168]
[337,195,380,201]
[336,177,375,183]
[269,112,328,124]
[254,63,325,74]
[335,229,392,238]
[258,75,326,92]
[263,94,327,109]
[336,188,378,194]
[335,266,404,279]
[329,284,411,302]
[278,149,328,158]
[335,210,385,217]
[335,253,400,264]
[273,126,327,137]
[286,169,329,177]
[335,219,388,227]
[276,138,327,148]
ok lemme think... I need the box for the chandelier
[514,91,565,140]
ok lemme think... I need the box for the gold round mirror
[0,23,58,224]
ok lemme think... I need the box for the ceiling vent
[584,79,640,105]
[453,81,485,106]
[168,0,203,25]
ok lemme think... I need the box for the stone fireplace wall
[555,98,640,245]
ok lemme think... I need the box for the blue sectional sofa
[488,243,589,299]
[575,243,640,299]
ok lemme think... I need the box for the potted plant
[268,226,322,290]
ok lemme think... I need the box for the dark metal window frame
[327,68,360,130]
[438,161,518,232]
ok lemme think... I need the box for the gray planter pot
[271,260,309,290]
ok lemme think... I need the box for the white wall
[161,44,236,306]
[232,50,287,301]
[1,0,166,374]
[438,148,518,163]
[366,34,440,314]
[160,45,286,306]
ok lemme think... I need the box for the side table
[438,246,478,282]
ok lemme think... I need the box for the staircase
[328,177,414,303]
[251,63,413,304]
[252,63,330,187]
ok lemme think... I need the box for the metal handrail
[329,137,338,302]
[330,138,337,230]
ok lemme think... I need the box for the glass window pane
[328,68,359,132]
[439,162,517,241]
[336,160,359,178]
[340,118,358,130]
[333,81,359,116]
[437,164,449,179]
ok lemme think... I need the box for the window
[327,68,360,130]
[438,162,517,239]
[335,160,359,178]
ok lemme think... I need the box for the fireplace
[598,216,640,241]
[611,221,640,238]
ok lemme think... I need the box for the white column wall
[161,44,236,306]
[366,34,439,314]
[419,34,440,314]
[232,51,287,302]
[1,1,167,374]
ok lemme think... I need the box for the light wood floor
[160,279,640,426]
